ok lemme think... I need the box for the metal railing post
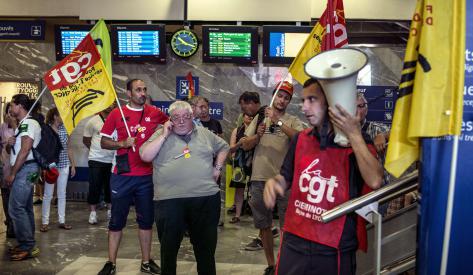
[372,210,383,275]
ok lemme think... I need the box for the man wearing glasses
[98,79,168,275]
[357,92,390,153]
[140,101,229,275]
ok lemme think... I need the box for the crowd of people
[0,77,406,275]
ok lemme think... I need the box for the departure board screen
[116,30,160,56]
[54,25,92,61]
[262,25,312,64]
[268,32,309,57]
[61,31,89,55]
[202,26,258,64]
[208,32,252,57]
[111,24,166,63]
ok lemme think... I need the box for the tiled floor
[0,201,275,275]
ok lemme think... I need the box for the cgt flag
[385,0,465,178]
[43,20,116,135]
[288,0,347,85]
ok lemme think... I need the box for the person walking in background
[40,107,76,232]
[228,113,253,224]
[1,102,16,238]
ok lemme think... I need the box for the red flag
[322,0,348,51]
[186,72,195,100]
[288,0,348,84]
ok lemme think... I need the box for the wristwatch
[277,120,283,127]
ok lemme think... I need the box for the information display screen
[111,24,166,63]
[268,32,309,57]
[263,25,313,64]
[116,30,160,56]
[202,26,258,64]
[209,32,252,57]
[61,31,89,54]
[54,25,92,61]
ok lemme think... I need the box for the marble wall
[0,41,404,167]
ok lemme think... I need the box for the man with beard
[83,103,116,224]
[263,79,383,275]
[240,81,304,275]
[98,79,168,275]
[5,94,41,260]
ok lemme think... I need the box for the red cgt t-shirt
[101,104,168,176]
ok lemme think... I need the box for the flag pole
[19,86,48,125]
[99,57,136,152]
[440,134,460,275]
[112,91,136,152]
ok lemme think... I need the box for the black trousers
[87,160,112,205]
[154,192,220,275]
[1,188,12,227]
[277,232,357,275]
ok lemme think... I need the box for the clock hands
[177,37,196,48]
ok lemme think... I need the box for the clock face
[171,29,199,58]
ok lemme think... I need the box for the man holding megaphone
[263,79,383,275]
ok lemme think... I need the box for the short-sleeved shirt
[201,118,223,136]
[250,113,304,182]
[56,124,70,168]
[84,114,115,163]
[101,104,168,176]
[10,117,41,166]
[142,126,229,201]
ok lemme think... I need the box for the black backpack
[28,118,63,170]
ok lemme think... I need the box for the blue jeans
[9,162,39,251]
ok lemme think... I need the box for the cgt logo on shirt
[130,125,147,135]
[299,159,339,204]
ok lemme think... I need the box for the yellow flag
[288,22,325,85]
[90,19,112,78]
[385,0,466,178]
[43,21,117,134]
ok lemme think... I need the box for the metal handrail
[321,170,418,223]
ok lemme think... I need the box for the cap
[43,168,59,184]
[274,81,294,97]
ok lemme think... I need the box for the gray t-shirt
[143,126,229,201]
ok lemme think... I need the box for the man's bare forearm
[101,136,124,150]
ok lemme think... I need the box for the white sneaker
[107,209,112,221]
[89,211,98,225]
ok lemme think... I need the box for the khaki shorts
[249,181,290,229]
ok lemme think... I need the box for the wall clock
[170,29,199,58]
